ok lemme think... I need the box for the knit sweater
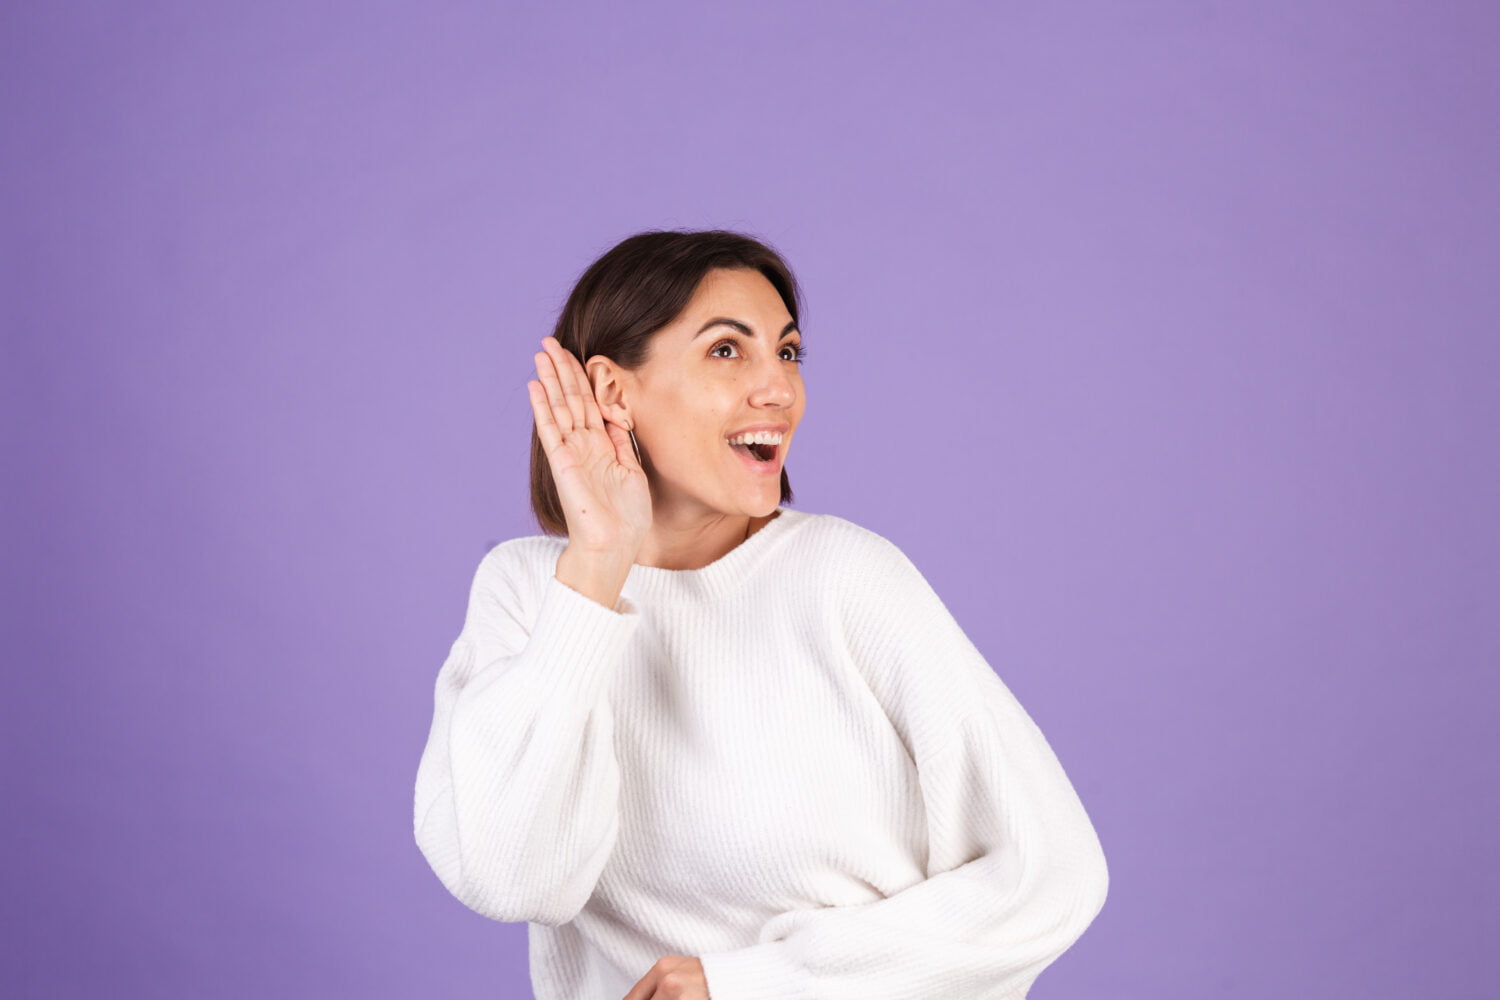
[413,506,1108,1000]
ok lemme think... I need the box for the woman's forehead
[674,270,794,335]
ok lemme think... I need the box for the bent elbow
[1064,837,1110,931]
[452,875,590,927]
[414,820,594,927]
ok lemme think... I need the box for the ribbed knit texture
[413,507,1108,1000]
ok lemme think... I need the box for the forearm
[555,544,635,611]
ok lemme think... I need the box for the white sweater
[413,506,1108,1000]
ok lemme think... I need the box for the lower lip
[728,442,781,475]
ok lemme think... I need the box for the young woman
[414,230,1108,1000]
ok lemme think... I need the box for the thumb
[606,421,641,471]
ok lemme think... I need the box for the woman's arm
[695,534,1109,1000]
[413,542,641,926]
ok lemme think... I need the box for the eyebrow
[694,317,801,340]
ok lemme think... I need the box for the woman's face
[612,267,806,520]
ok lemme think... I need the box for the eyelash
[710,339,808,364]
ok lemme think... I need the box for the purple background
[4,2,1496,997]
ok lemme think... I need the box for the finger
[542,336,590,434]
[578,365,607,431]
[527,380,565,458]
[568,350,608,432]
[605,421,640,473]
[545,335,603,431]
[619,967,659,1000]
[534,348,575,435]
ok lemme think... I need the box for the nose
[747,352,798,408]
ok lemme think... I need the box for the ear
[584,356,632,429]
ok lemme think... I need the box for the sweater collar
[622,506,810,604]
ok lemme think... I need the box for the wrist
[555,546,634,611]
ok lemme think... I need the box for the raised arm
[413,543,641,926]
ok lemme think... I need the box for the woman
[413,230,1109,1000]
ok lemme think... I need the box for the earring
[627,427,643,466]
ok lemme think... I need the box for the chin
[745,493,783,517]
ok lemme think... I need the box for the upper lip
[725,423,790,438]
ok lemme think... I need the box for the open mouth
[728,440,779,465]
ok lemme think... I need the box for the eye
[709,339,808,365]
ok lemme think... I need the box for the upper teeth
[727,431,783,446]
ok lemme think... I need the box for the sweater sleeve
[696,535,1109,1000]
[412,543,642,926]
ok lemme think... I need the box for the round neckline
[623,506,809,600]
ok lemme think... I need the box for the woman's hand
[621,956,710,1000]
[528,335,653,555]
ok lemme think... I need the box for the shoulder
[795,510,914,561]
[786,510,926,590]
[469,533,566,604]
[479,533,564,573]
[805,515,970,691]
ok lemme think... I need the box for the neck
[634,508,771,571]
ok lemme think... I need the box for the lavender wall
[4,2,1495,997]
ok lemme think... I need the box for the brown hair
[529,229,804,536]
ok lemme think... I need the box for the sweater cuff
[511,573,641,705]
[697,941,813,1000]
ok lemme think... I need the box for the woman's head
[529,230,806,536]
